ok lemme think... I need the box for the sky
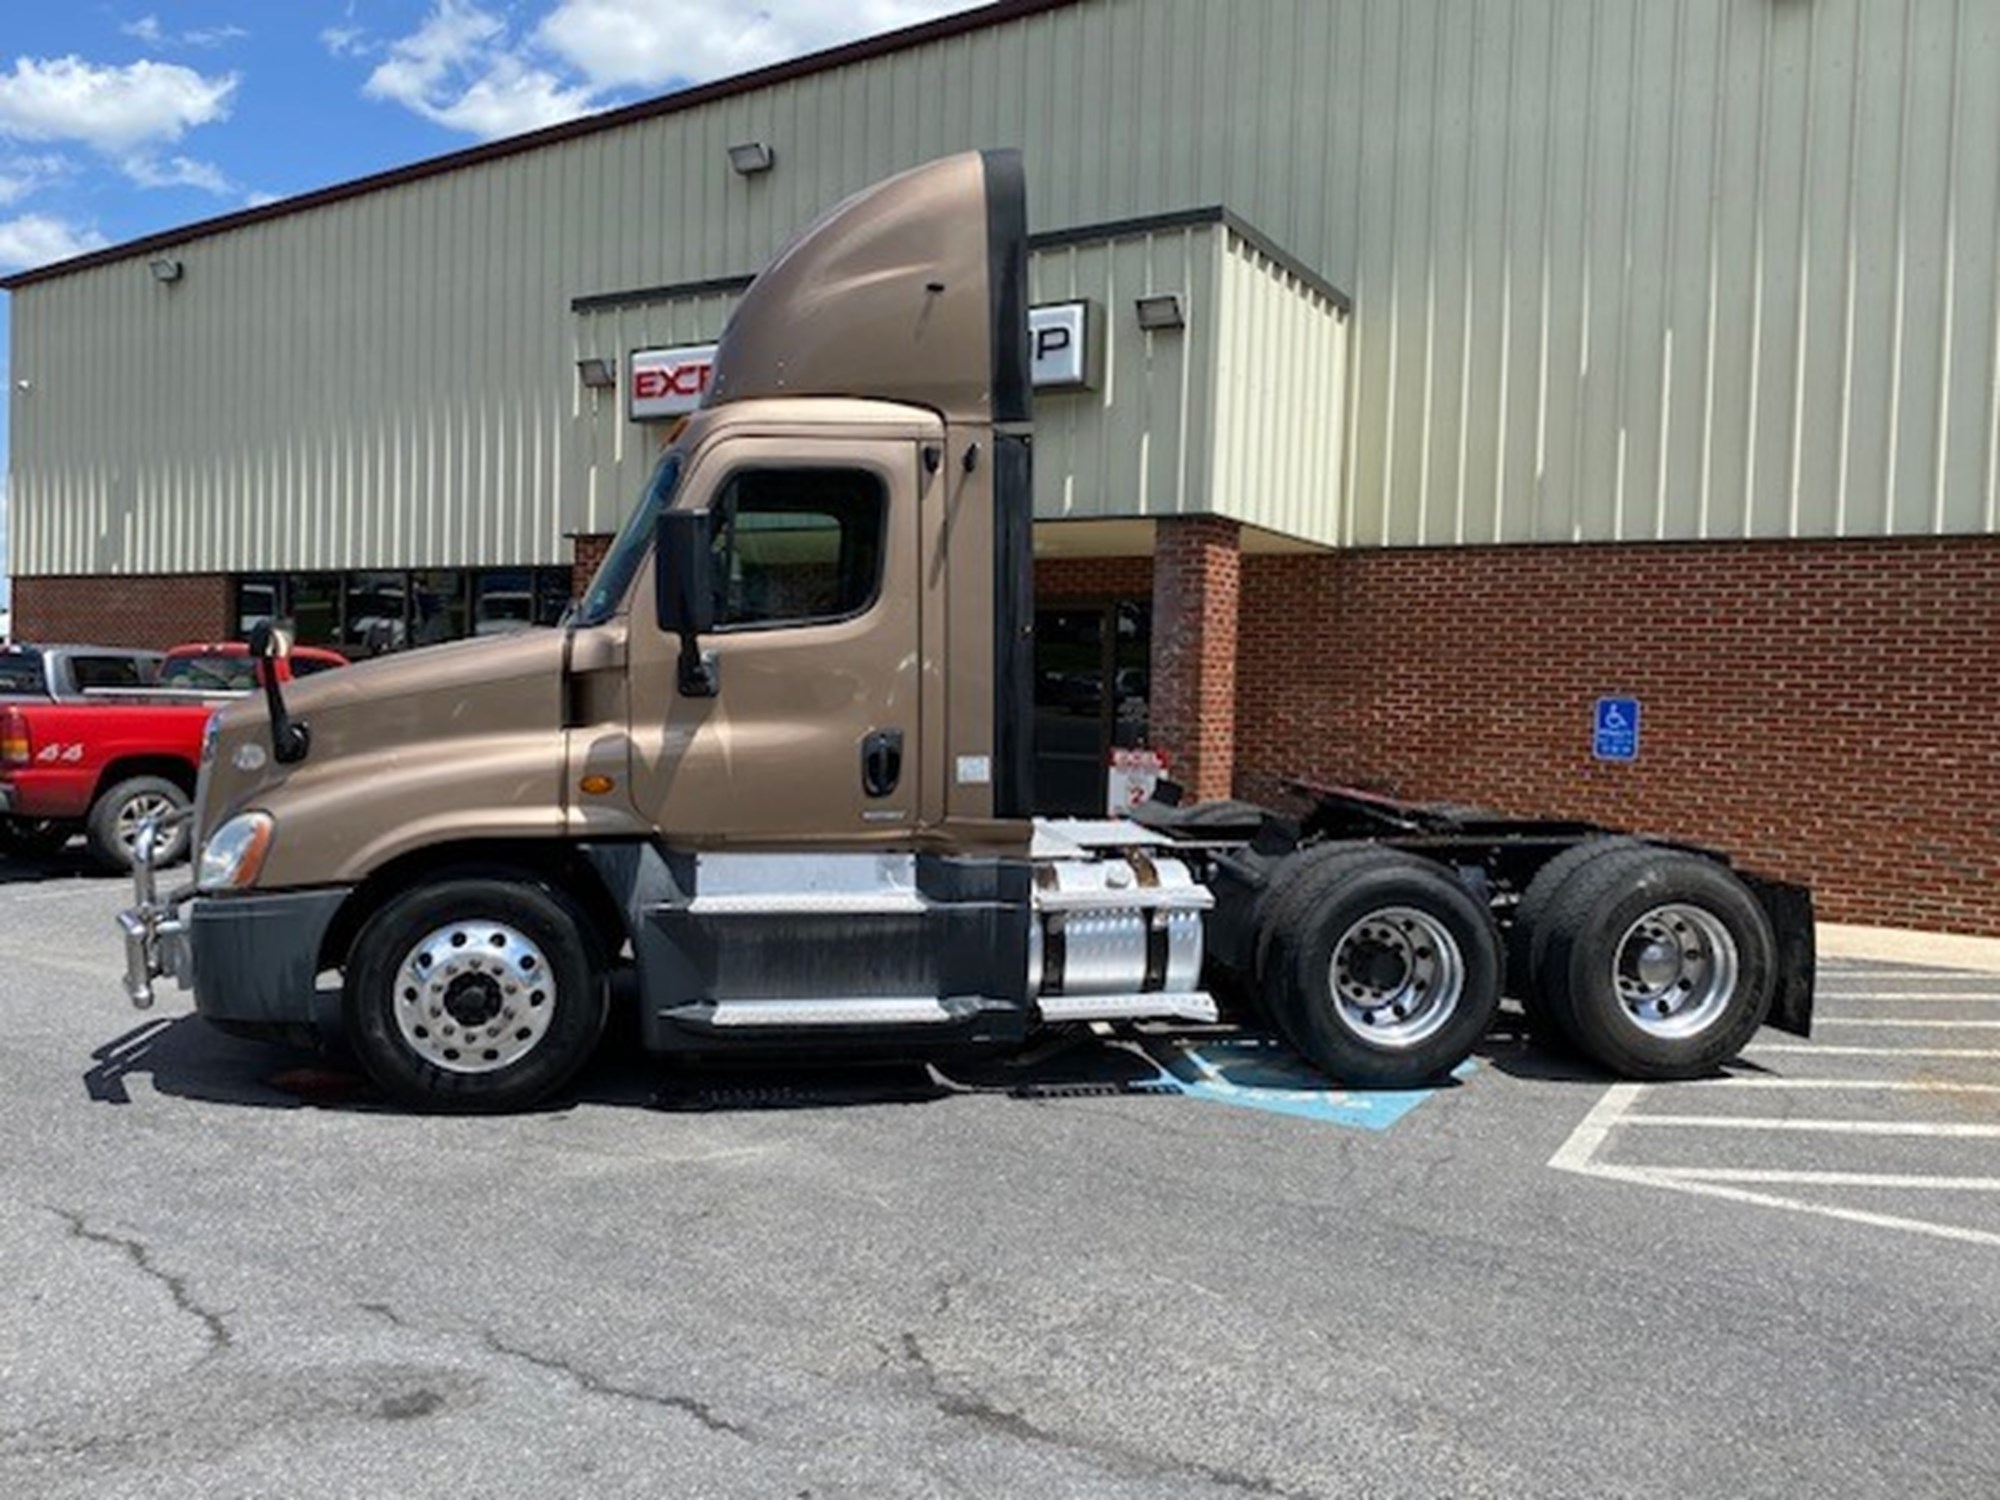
[0,0,982,613]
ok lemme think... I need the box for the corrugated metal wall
[1210,231,1349,547]
[10,0,2000,574]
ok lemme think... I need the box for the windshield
[573,450,684,627]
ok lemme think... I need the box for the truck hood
[203,628,573,887]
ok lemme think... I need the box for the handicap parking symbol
[1134,1035,1474,1131]
[1593,696,1641,763]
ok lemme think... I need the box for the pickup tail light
[0,707,28,766]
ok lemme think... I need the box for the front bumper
[120,815,351,1026]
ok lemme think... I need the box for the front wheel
[344,878,608,1112]
[1264,854,1501,1088]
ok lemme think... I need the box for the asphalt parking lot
[4,854,1999,1499]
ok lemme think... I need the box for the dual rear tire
[1520,845,1777,1078]
[1258,849,1502,1088]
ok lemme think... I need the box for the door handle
[862,729,903,798]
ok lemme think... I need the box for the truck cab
[120,151,1813,1111]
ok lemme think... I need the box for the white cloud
[121,153,233,194]
[0,212,109,272]
[243,188,283,209]
[0,153,71,206]
[537,0,969,91]
[321,25,370,59]
[364,1,596,139]
[123,16,249,50]
[0,56,237,154]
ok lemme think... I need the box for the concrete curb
[1817,923,2000,975]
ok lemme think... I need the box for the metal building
[5,0,1997,932]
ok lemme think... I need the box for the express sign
[627,302,1099,421]
[629,346,717,420]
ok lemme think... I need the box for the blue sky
[0,0,979,612]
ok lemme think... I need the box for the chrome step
[1036,991,1218,1025]
[701,996,985,1028]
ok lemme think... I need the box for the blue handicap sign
[1593,696,1641,762]
[1134,1035,1474,1132]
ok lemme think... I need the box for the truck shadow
[86,1014,1560,1116]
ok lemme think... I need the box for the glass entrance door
[1032,599,1151,814]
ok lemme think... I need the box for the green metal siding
[8,0,1998,576]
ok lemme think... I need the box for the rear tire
[1536,847,1776,1079]
[1506,836,1646,1002]
[85,777,191,871]
[1263,853,1501,1088]
[344,878,608,1112]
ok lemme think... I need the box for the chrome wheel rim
[1327,906,1464,1049]
[117,794,182,852]
[393,920,556,1074]
[1612,903,1738,1039]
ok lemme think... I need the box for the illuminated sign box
[629,302,1100,421]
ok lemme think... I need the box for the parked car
[0,643,164,702]
[0,642,348,868]
[154,641,349,695]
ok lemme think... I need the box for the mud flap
[1742,874,1815,1038]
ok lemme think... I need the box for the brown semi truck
[119,151,1814,1112]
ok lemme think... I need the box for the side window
[709,468,886,630]
[72,656,146,691]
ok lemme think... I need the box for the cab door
[626,430,930,846]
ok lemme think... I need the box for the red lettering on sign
[633,362,713,401]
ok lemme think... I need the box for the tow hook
[118,809,194,1011]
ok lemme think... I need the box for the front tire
[345,878,608,1112]
[1264,853,1501,1088]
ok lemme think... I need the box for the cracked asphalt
[4,861,2000,1498]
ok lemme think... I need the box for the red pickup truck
[0,643,347,869]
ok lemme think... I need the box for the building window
[236,567,573,657]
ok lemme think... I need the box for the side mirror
[243,622,310,764]
[245,621,294,662]
[655,508,718,697]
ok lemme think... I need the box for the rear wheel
[85,777,191,871]
[1263,853,1501,1087]
[344,878,608,1112]
[1536,847,1776,1078]
[1506,836,1646,1004]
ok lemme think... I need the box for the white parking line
[1622,1115,2000,1138]
[1819,1018,2000,1029]
[1691,1078,2000,1094]
[1816,1000,2000,1012]
[1750,1043,2000,1059]
[1646,1168,2000,1190]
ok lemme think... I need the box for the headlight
[197,812,274,892]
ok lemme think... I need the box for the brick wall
[1234,537,2000,935]
[1151,518,1242,802]
[1036,554,1153,600]
[10,574,232,649]
[571,533,615,600]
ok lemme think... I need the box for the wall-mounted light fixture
[727,141,775,176]
[576,356,617,391]
[1134,292,1185,332]
[148,257,184,284]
